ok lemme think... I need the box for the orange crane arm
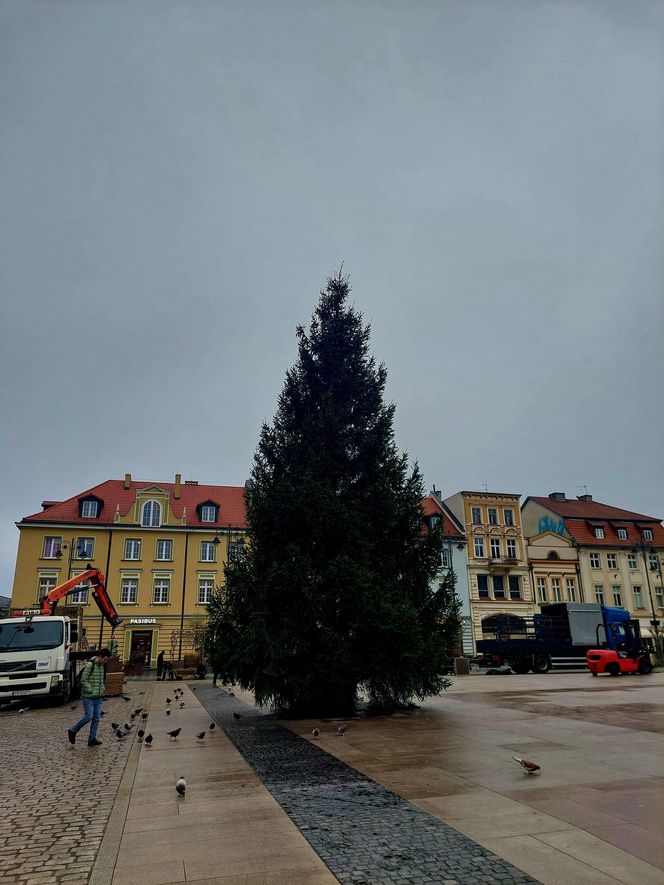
[40,566,123,630]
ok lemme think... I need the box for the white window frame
[200,541,216,563]
[566,577,576,602]
[156,539,173,561]
[474,536,484,558]
[617,528,627,540]
[649,554,659,571]
[506,538,517,558]
[471,507,482,525]
[590,552,601,569]
[656,588,664,609]
[607,553,618,570]
[643,529,653,541]
[124,539,141,561]
[537,577,547,603]
[38,574,58,601]
[198,577,214,604]
[550,577,561,602]
[43,536,62,559]
[594,584,605,604]
[153,578,170,604]
[504,508,514,526]
[75,538,94,560]
[81,500,99,518]
[440,547,451,569]
[627,554,637,570]
[488,508,498,525]
[633,585,643,608]
[594,527,605,539]
[200,505,216,523]
[120,577,138,605]
[490,537,501,558]
[141,500,161,528]
[69,573,90,605]
[612,586,622,607]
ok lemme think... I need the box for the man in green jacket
[67,648,111,747]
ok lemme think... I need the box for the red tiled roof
[527,496,661,522]
[562,519,664,548]
[422,496,465,540]
[21,479,248,529]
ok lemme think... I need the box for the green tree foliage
[208,274,460,715]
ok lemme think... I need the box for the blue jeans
[71,697,103,740]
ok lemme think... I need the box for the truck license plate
[11,690,32,696]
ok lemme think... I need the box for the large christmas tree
[209,273,460,715]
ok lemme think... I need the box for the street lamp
[55,537,89,579]
[631,539,663,664]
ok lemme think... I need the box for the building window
[612,586,622,607]
[649,554,660,572]
[200,505,216,523]
[477,574,489,599]
[633,586,644,608]
[81,500,99,518]
[156,539,173,561]
[471,507,482,525]
[566,578,576,602]
[506,538,517,559]
[198,578,213,604]
[607,553,618,570]
[492,575,505,599]
[488,508,498,525]
[627,554,637,570]
[643,529,653,541]
[200,541,216,563]
[594,585,605,605]
[590,552,601,569]
[141,500,161,527]
[490,538,501,558]
[69,575,89,604]
[440,547,450,569]
[504,508,514,526]
[594,527,605,539]
[474,536,485,558]
[550,577,561,602]
[124,539,141,560]
[656,588,664,609]
[43,537,62,559]
[508,575,521,599]
[75,538,94,560]
[617,528,627,540]
[121,578,138,605]
[153,578,170,604]
[537,577,547,603]
[38,575,57,601]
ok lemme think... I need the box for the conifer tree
[209,274,460,715]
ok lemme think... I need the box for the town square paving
[1,671,663,884]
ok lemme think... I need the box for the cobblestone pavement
[196,685,539,885]
[0,686,149,885]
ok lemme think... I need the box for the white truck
[0,567,122,705]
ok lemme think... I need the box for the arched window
[141,500,161,527]
[547,551,560,560]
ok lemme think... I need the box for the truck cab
[0,614,80,702]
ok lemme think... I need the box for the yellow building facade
[11,474,247,669]
[443,490,535,643]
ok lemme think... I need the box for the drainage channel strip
[195,684,539,885]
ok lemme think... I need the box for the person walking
[156,650,165,680]
[67,648,111,747]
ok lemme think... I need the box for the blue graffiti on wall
[538,516,566,536]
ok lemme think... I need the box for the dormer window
[547,551,560,560]
[78,496,102,519]
[141,500,161,527]
[594,527,605,539]
[429,515,441,531]
[617,528,627,540]
[197,501,219,524]
[643,529,653,541]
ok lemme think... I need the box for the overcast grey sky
[2,0,663,591]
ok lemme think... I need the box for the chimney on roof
[174,473,181,499]
[549,492,566,501]
[430,485,442,503]
[577,494,593,502]
[124,473,131,490]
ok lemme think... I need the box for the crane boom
[40,565,123,630]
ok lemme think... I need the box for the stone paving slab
[196,684,538,885]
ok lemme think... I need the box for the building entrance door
[130,631,153,674]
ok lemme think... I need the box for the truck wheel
[606,663,620,677]
[638,657,653,675]
[532,655,551,673]
[509,659,531,674]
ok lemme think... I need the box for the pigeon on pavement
[512,756,541,774]
[336,724,346,736]
[209,722,216,730]
[167,728,182,741]
[144,734,153,747]
[175,776,186,797]
[196,731,206,741]
[312,728,320,737]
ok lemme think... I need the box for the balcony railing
[488,556,519,568]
